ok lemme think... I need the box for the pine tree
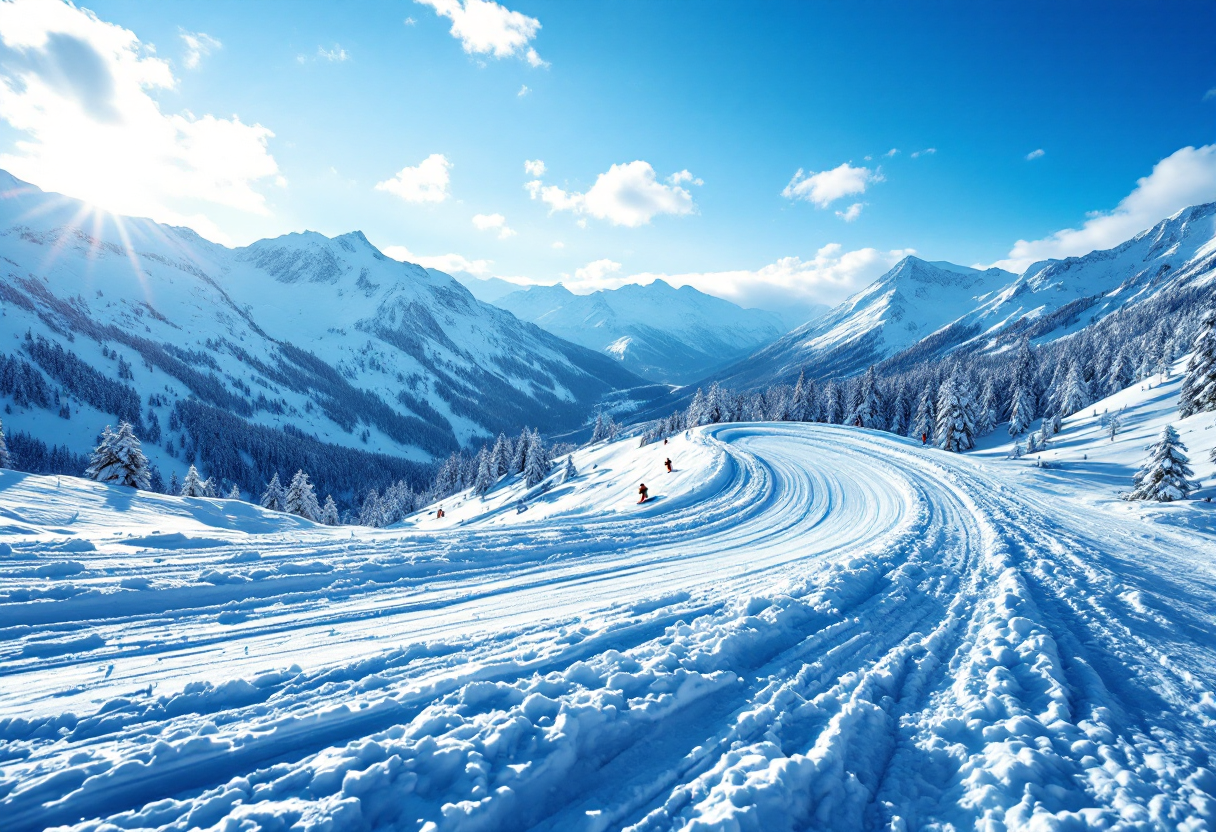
[851,367,883,429]
[790,371,814,422]
[687,388,707,427]
[359,489,382,527]
[1180,309,1216,417]
[823,382,843,425]
[1007,337,1038,430]
[563,454,577,482]
[512,428,530,474]
[0,417,9,469]
[85,421,150,488]
[473,448,495,497]
[913,387,936,441]
[148,465,164,493]
[169,470,180,495]
[1057,364,1091,417]
[977,376,999,435]
[1108,411,1122,441]
[1106,348,1135,396]
[888,386,910,436]
[591,412,607,442]
[1126,425,1197,502]
[285,469,321,521]
[1008,440,1024,460]
[180,464,207,497]
[1008,385,1035,436]
[524,431,551,487]
[226,484,241,500]
[935,369,978,453]
[260,472,286,512]
[320,495,340,526]
[491,433,511,477]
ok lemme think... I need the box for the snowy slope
[3,373,1215,830]
[0,171,657,495]
[714,203,1216,390]
[494,281,787,385]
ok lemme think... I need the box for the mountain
[492,280,788,385]
[708,202,1216,390]
[448,272,529,304]
[0,171,660,500]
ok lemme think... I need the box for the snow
[2,370,1216,830]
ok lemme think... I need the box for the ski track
[1,425,1215,831]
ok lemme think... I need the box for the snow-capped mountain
[492,280,787,385]
[0,171,657,499]
[711,203,1216,390]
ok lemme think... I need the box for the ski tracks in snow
[1,425,1215,830]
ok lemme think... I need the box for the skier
[436,506,445,519]
[664,458,673,473]
[921,432,928,445]
[638,483,649,503]
[663,438,668,445]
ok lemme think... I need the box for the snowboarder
[638,483,649,503]
[664,458,673,473]
[663,438,668,445]
[436,506,445,519]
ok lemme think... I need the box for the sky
[0,0,1214,317]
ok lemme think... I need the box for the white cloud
[567,258,622,291]
[523,158,545,176]
[565,245,912,309]
[527,160,697,227]
[835,202,864,222]
[472,212,516,239]
[415,0,545,66]
[1026,148,1045,160]
[382,244,491,275]
[1204,87,1216,101]
[782,163,881,208]
[551,240,563,248]
[989,144,1216,273]
[517,84,530,97]
[667,169,703,186]
[884,148,899,158]
[0,0,279,243]
[375,153,451,203]
[404,16,417,25]
[317,44,349,62]
[179,30,220,69]
[910,148,936,158]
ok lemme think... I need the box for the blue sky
[0,0,1214,314]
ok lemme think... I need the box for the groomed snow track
[2,425,1215,831]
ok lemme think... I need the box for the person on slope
[664,458,673,473]
[436,506,445,519]
[638,483,649,503]
[921,432,927,445]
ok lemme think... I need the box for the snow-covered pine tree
[148,465,164,493]
[473,448,495,497]
[320,495,340,526]
[85,421,150,488]
[524,431,551,487]
[591,412,606,442]
[823,382,843,425]
[1180,309,1216,417]
[285,469,321,521]
[512,428,530,474]
[888,386,910,436]
[563,454,577,482]
[1126,425,1197,502]
[977,376,999,435]
[169,470,180,495]
[491,433,512,477]
[359,489,381,526]
[912,387,935,442]
[180,464,207,497]
[1025,431,1040,454]
[203,477,218,498]
[261,472,286,511]
[1057,363,1091,417]
[1105,347,1135,396]
[1007,337,1038,429]
[851,367,883,429]
[0,417,9,469]
[603,413,618,440]
[1108,411,1121,441]
[1007,385,1035,437]
[935,369,977,453]
[1009,440,1024,459]
[789,371,813,422]
[226,484,241,499]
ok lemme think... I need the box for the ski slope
[2,416,1216,830]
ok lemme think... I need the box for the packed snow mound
[3,402,1216,830]
[713,203,1216,389]
[494,280,788,385]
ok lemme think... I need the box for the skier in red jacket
[638,483,649,503]
[664,458,673,473]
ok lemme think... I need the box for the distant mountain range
[702,202,1216,392]
[0,171,662,498]
[484,280,788,385]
